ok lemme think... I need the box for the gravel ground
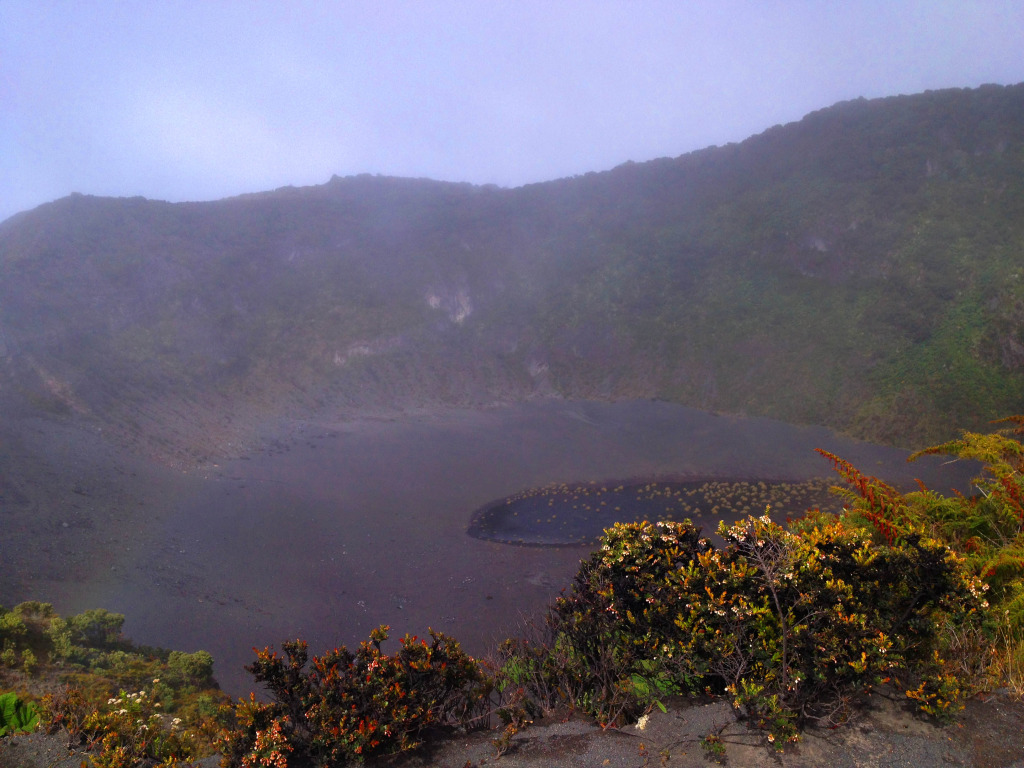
[2,690,1022,768]
[377,690,1024,768]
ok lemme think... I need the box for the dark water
[24,400,976,696]
[467,477,837,546]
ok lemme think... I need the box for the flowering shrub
[223,625,491,766]
[505,514,984,745]
[41,681,199,768]
[222,695,292,768]
[538,520,711,724]
[692,516,983,740]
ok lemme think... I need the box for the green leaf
[0,692,39,737]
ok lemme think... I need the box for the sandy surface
[377,689,1024,768]
[3,689,1022,768]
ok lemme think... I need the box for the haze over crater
[4,1,1024,223]
[4,85,1024,463]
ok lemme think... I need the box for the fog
[4,1,1024,221]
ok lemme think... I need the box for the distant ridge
[2,83,1023,463]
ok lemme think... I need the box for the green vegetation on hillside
[3,85,1024,460]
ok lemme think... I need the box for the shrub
[68,609,125,648]
[20,648,37,676]
[45,617,79,663]
[39,682,203,768]
[0,612,28,645]
[5,601,232,762]
[11,602,58,622]
[819,422,1024,629]
[223,625,492,766]
[224,695,291,768]
[541,520,711,724]
[167,650,215,685]
[702,515,983,737]
[506,515,985,745]
[818,418,1024,697]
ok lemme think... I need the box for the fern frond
[910,432,1024,479]
[816,449,911,544]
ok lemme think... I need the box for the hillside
[2,84,1024,463]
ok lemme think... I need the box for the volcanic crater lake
[28,399,976,696]
[468,477,837,546]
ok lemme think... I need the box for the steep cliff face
[3,84,1024,462]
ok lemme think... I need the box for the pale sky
[2,1,1024,223]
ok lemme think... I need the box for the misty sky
[3,1,1024,223]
